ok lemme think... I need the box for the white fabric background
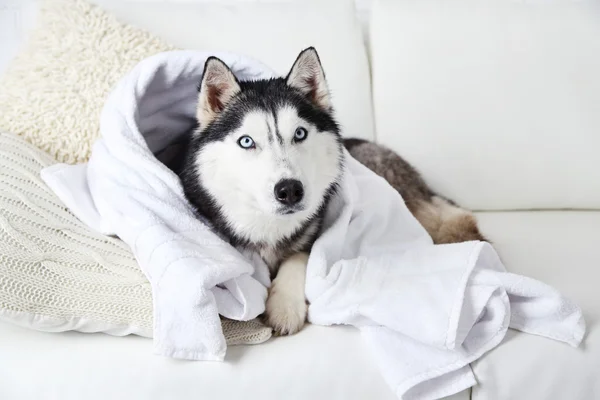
[0,0,374,80]
[0,1,36,74]
[370,0,600,211]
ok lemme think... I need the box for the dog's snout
[274,179,304,206]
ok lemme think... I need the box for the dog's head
[185,48,344,245]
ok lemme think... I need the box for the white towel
[41,50,585,400]
[310,157,585,399]
[42,50,275,361]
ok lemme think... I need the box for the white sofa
[0,0,598,399]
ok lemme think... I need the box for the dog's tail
[410,196,488,244]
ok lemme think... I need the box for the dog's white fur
[189,49,340,335]
[194,107,340,248]
[265,252,309,335]
[193,97,339,336]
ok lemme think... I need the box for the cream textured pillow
[0,131,272,345]
[0,0,175,164]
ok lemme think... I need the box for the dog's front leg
[265,252,309,336]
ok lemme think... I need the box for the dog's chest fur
[249,218,321,272]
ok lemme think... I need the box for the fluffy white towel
[42,51,275,361]
[310,157,585,399]
[41,50,585,399]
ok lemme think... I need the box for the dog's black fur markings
[176,73,344,269]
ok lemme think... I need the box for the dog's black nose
[274,179,304,206]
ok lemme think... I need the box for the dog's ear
[286,47,331,111]
[197,57,241,128]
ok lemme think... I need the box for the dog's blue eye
[238,135,255,149]
[294,127,308,142]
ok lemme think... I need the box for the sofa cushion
[473,211,600,399]
[369,0,600,210]
[0,321,469,400]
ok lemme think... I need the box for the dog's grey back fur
[344,138,487,244]
[344,138,435,209]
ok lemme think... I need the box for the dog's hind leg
[411,196,488,244]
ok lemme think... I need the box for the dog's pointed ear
[286,47,331,111]
[197,57,241,128]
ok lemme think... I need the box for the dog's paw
[265,286,307,336]
[265,292,307,336]
[264,252,309,336]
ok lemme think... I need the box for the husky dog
[175,48,343,335]
[173,47,485,336]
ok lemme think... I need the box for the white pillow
[92,0,375,141]
[0,131,272,345]
[370,0,600,211]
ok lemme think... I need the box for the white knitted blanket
[0,131,272,345]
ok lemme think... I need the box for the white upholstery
[472,211,600,400]
[92,0,375,142]
[370,0,600,211]
[0,1,37,74]
[0,321,467,400]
